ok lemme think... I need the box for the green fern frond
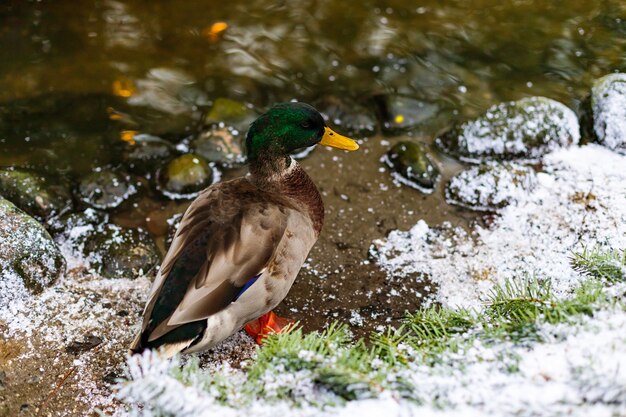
[571,247,626,283]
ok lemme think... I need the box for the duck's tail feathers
[127,321,207,358]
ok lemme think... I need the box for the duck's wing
[130,180,292,352]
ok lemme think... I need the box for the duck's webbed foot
[244,311,295,344]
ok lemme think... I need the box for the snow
[592,73,626,153]
[118,308,626,417]
[375,144,626,309]
[118,144,626,417]
[445,162,537,211]
[0,198,64,304]
[2,140,626,416]
[440,97,580,163]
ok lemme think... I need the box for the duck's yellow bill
[319,126,359,151]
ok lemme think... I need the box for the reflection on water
[1,0,624,105]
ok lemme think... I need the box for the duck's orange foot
[244,311,295,344]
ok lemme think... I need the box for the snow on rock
[591,73,626,154]
[445,162,537,211]
[374,144,626,309]
[436,97,580,163]
[0,197,65,298]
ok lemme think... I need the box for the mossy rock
[590,73,626,154]
[191,127,246,168]
[157,154,214,200]
[0,168,72,221]
[76,169,140,210]
[0,198,65,293]
[316,95,377,137]
[445,162,537,211]
[436,97,580,162]
[383,141,440,193]
[121,134,174,174]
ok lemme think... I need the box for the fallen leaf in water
[121,130,138,145]
[203,21,228,42]
[113,78,136,97]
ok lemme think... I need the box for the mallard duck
[130,102,358,357]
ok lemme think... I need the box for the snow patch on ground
[0,264,153,413]
[374,144,626,309]
[118,305,626,417]
[402,307,626,416]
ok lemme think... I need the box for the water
[0,0,625,331]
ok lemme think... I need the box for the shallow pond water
[0,1,625,413]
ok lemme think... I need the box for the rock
[51,207,159,279]
[0,168,72,220]
[590,73,626,154]
[436,97,580,162]
[445,162,537,211]
[203,98,258,133]
[191,127,246,167]
[121,134,174,174]
[383,141,440,193]
[157,154,214,200]
[0,198,65,293]
[375,95,441,134]
[193,98,257,167]
[316,96,377,137]
[76,169,140,210]
[82,224,160,279]
[65,334,103,355]
[48,208,109,240]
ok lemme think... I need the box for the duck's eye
[301,121,312,129]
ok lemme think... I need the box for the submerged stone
[124,68,206,136]
[0,168,72,221]
[121,134,174,174]
[76,169,140,210]
[436,97,580,162]
[157,154,213,200]
[376,95,441,134]
[203,98,257,133]
[316,95,377,137]
[590,73,626,154]
[191,127,246,167]
[0,198,65,293]
[445,162,537,211]
[383,141,440,193]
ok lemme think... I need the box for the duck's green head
[245,102,358,161]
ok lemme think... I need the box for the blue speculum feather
[236,275,261,299]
